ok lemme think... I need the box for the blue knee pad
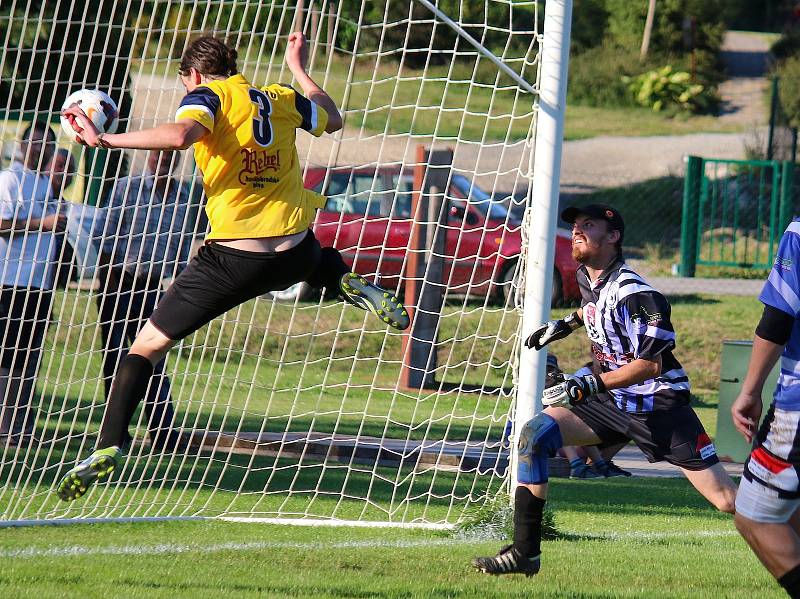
[516,413,563,484]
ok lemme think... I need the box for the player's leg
[680,463,736,513]
[734,490,800,581]
[135,282,180,450]
[582,444,632,477]
[563,445,602,478]
[733,405,800,595]
[303,232,409,330]
[473,406,603,576]
[644,405,736,513]
[55,320,177,501]
[56,248,232,502]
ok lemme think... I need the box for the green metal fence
[680,156,794,277]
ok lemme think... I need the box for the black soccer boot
[339,273,410,330]
[472,545,541,577]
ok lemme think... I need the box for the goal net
[0,0,544,527]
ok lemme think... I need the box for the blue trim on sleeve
[179,87,221,115]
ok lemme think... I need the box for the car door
[315,170,392,278]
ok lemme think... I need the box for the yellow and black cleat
[340,273,410,330]
[56,447,120,502]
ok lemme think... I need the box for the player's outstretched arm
[62,105,208,150]
[732,334,783,443]
[285,31,343,133]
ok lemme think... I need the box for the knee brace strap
[516,413,563,484]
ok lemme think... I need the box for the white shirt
[0,161,57,290]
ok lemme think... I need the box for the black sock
[512,486,545,558]
[779,563,800,598]
[97,354,154,449]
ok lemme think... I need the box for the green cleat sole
[55,451,119,502]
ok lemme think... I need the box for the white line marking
[0,529,739,559]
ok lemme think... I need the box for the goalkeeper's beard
[571,238,601,263]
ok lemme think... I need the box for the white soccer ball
[60,89,119,142]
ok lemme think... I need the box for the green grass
[563,105,746,141]
[0,476,784,598]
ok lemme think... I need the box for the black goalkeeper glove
[542,374,605,408]
[524,311,583,350]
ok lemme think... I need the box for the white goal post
[0,0,570,528]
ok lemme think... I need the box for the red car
[272,166,579,304]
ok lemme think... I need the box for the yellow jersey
[175,73,329,239]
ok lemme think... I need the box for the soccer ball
[60,89,119,142]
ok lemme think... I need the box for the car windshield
[451,174,510,221]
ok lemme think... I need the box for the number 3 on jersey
[249,88,273,147]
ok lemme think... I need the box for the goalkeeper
[473,204,737,576]
[56,33,409,502]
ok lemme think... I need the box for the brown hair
[179,36,238,78]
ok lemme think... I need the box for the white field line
[1,529,739,559]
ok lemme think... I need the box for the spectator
[48,148,77,198]
[95,149,195,450]
[46,148,79,289]
[0,120,66,446]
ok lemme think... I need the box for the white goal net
[0,0,545,526]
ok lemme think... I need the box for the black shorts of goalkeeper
[571,398,720,471]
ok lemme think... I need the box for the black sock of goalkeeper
[779,563,800,599]
[97,354,154,449]
[513,486,546,558]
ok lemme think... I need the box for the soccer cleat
[570,463,603,479]
[339,273,410,330]
[594,461,632,477]
[56,447,120,502]
[472,545,541,577]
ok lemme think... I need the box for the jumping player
[732,218,800,598]
[56,33,409,501]
[473,204,736,576]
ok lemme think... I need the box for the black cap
[561,204,625,244]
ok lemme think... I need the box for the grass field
[0,289,773,596]
[0,476,782,598]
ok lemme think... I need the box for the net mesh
[0,0,541,525]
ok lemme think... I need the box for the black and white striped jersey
[577,259,691,413]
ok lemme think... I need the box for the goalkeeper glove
[524,311,583,350]
[542,374,605,408]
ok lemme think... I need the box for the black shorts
[570,399,719,471]
[0,286,53,371]
[151,230,329,340]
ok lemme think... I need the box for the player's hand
[542,374,604,408]
[39,213,67,233]
[524,312,582,350]
[286,31,309,74]
[62,104,101,146]
[731,391,762,444]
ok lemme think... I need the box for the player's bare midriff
[213,230,308,253]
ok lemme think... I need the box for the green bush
[772,28,800,62]
[568,45,720,112]
[568,45,642,107]
[623,65,718,113]
[571,0,610,54]
[775,56,800,127]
